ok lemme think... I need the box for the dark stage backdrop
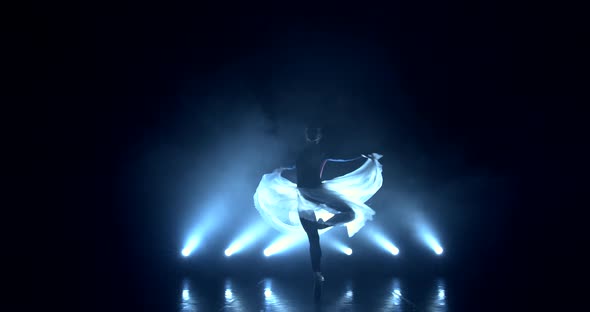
[12,1,585,311]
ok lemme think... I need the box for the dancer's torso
[296,143,326,188]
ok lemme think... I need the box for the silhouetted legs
[297,188,357,281]
[320,197,355,226]
[299,217,322,273]
[322,210,355,226]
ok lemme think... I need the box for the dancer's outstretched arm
[320,155,365,179]
[325,156,365,162]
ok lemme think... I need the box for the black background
[8,0,586,311]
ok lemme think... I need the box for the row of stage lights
[181,221,444,258]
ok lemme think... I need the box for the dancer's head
[305,127,322,144]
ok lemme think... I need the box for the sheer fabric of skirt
[253,153,383,237]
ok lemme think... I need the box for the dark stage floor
[178,274,449,312]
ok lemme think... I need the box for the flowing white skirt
[253,153,383,237]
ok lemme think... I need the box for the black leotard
[295,143,327,188]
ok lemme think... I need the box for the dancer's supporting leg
[299,216,324,281]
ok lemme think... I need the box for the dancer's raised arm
[320,155,367,179]
[325,156,365,163]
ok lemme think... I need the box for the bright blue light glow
[263,233,306,257]
[371,232,399,255]
[182,197,227,257]
[254,154,383,238]
[435,245,443,255]
[392,288,402,305]
[329,241,353,255]
[382,278,403,309]
[435,279,446,308]
[339,283,354,306]
[224,222,269,257]
[182,289,190,301]
[392,278,402,306]
[223,279,246,310]
[224,279,234,302]
[181,236,201,257]
[263,227,331,257]
[423,232,444,255]
[262,279,284,308]
[416,222,444,255]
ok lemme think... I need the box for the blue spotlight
[263,227,332,257]
[224,222,269,257]
[416,222,444,255]
[263,233,306,257]
[423,232,444,255]
[372,232,399,255]
[330,241,353,255]
[181,197,227,257]
[181,236,201,257]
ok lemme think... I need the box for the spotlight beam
[181,197,227,257]
[264,234,306,257]
[224,222,269,257]
[330,240,353,255]
[264,228,332,257]
[372,232,399,255]
[181,237,201,257]
[423,233,444,255]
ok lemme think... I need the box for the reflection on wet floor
[179,275,448,311]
